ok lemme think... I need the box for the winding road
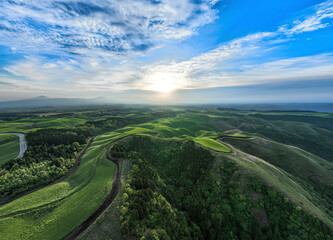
[12,133,27,159]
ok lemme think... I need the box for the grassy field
[194,137,231,152]
[0,116,87,133]
[0,134,19,164]
[0,133,117,240]
[108,115,231,152]
[77,159,131,240]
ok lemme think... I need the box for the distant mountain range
[0,96,332,113]
[214,103,333,113]
[0,96,108,110]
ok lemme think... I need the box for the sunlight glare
[151,80,177,93]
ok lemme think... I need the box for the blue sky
[0,0,333,103]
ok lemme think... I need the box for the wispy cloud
[0,0,219,55]
[279,0,333,35]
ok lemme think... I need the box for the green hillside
[0,134,19,165]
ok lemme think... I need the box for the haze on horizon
[0,0,333,104]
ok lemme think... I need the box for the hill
[0,96,107,110]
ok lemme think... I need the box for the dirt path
[0,137,95,207]
[62,143,121,240]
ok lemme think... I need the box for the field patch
[33,118,86,128]
[194,137,231,152]
[0,134,19,164]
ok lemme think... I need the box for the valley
[0,106,332,239]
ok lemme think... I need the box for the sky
[0,0,333,104]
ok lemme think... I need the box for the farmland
[0,134,19,164]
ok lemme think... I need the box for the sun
[143,71,181,93]
[151,80,177,93]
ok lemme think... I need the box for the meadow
[0,134,19,165]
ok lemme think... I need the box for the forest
[113,136,333,240]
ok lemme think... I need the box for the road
[13,133,27,159]
[0,133,27,159]
[11,133,27,159]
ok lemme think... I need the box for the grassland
[0,134,19,164]
[0,133,117,240]
[193,137,230,152]
[109,115,231,152]
[0,116,87,133]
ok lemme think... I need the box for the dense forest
[114,136,333,240]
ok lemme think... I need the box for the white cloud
[0,0,220,56]
[279,0,333,35]
[5,29,333,95]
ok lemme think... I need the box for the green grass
[193,137,231,152]
[77,159,131,240]
[107,115,231,152]
[0,133,117,240]
[0,134,19,164]
[0,122,33,133]
[227,133,248,138]
[33,118,86,128]
[0,117,86,133]
[222,136,333,184]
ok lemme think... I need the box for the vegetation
[0,134,19,165]
[193,137,230,152]
[118,136,333,239]
[0,106,332,239]
[0,128,91,200]
[0,133,116,240]
[222,136,333,219]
